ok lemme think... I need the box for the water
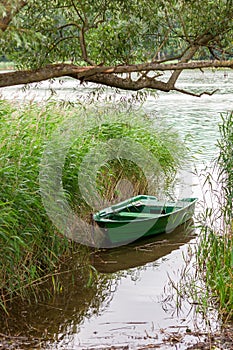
[148,70,233,162]
[0,69,232,349]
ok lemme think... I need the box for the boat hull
[94,196,197,246]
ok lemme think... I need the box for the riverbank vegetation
[0,61,15,70]
[173,112,233,325]
[0,99,185,313]
[197,112,233,322]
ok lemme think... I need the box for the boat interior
[98,203,179,221]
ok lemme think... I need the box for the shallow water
[0,69,232,349]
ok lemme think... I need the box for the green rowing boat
[93,195,197,246]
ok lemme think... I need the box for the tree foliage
[0,0,233,94]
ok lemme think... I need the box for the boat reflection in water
[93,219,196,273]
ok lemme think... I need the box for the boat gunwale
[93,197,198,224]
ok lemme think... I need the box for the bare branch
[167,33,215,87]
[44,36,80,58]
[92,7,106,28]
[70,0,85,25]
[79,27,95,65]
[80,73,171,92]
[208,47,220,60]
[178,8,190,43]
[57,22,81,31]
[208,44,233,59]
[173,87,219,97]
[67,0,95,65]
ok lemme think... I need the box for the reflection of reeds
[0,100,185,313]
[0,257,113,348]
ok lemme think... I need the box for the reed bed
[164,113,233,328]
[197,112,233,322]
[0,100,184,313]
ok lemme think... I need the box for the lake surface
[0,69,232,349]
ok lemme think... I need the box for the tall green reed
[197,112,233,322]
[163,112,233,327]
[0,100,185,313]
[62,109,184,212]
[0,101,70,311]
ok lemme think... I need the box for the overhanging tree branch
[0,60,232,95]
[1,0,232,97]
